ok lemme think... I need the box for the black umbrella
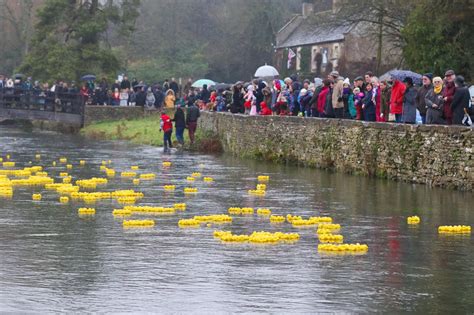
[215,83,232,90]
[81,74,96,81]
[14,74,25,79]
[134,84,146,89]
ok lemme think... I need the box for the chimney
[302,2,314,17]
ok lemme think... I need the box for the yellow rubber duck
[407,215,421,225]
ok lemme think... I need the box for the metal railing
[0,87,85,115]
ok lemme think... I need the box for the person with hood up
[244,84,256,115]
[298,88,313,117]
[160,111,173,152]
[172,104,186,145]
[401,77,417,124]
[416,74,433,124]
[425,76,445,124]
[145,88,156,108]
[164,89,176,108]
[451,75,471,125]
[390,79,406,123]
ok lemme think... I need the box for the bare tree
[312,0,414,74]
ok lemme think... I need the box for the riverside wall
[198,112,474,191]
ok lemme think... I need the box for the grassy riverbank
[81,116,222,152]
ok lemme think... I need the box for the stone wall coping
[201,112,473,135]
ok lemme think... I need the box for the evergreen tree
[402,0,473,80]
[17,0,139,81]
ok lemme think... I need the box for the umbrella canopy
[254,64,279,78]
[13,74,25,79]
[214,83,232,90]
[388,70,422,85]
[81,74,96,81]
[192,79,216,88]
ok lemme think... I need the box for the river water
[0,125,473,313]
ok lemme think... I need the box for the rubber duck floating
[407,216,421,225]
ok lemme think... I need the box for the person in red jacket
[390,79,406,123]
[442,69,456,125]
[160,112,173,152]
[259,101,272,115]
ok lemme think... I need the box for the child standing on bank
[160,112,173,152]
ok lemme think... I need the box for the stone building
[275,0,401,79]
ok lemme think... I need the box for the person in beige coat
[330,71,344,118]
[164,89,176,108]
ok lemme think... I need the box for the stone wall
[199,112,474,191]
[83,106,145,125]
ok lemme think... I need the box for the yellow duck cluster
[123,219,155,228]
[78,208,96,215]
[318,243,369,253]
[438,225,471,234]
[228,207,254,215]
[214,230,299,244]
[407,216,421,224]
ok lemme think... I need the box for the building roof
[276,16,352,49]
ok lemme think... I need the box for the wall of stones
[199,112,474,191]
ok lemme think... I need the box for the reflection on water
[0,126,472,313]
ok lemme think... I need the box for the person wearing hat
[442,69,456,124]
[415,73,433,124]
[402,77,417,124]
[425,76,445,125]
[451,75,471,125]
[330,71,345,118]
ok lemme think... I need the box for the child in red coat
[260,101,272,115]
[160,113,173,152]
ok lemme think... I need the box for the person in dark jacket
[199,84,210,104]
[120,76,131,90]
[425,76,445,125]
[255,80,266,112]
[172,105,186,145]
[361,82,376,121]
[451,75,471,125]
[442,70,456,124]
[170,78,180,97]
[186,102,200,144]
[416,74,433,124]
[154,86,164,108]
[135,87,146,106]
[231,83,244,113]
[402,77,417,124]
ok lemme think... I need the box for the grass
[81,116,222,152]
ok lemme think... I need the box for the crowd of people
[1,69,472,150]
